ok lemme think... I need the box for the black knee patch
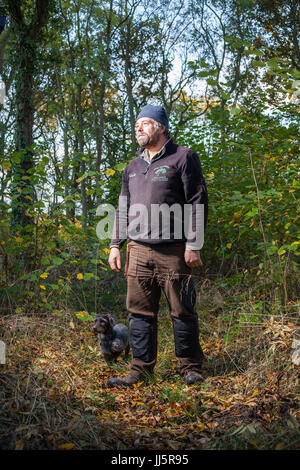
[129,315,157,363]
[172,316,201,358]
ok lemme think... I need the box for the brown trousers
[126,241,204,378]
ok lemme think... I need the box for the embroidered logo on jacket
[152,165,169,181]
[154,167,167,175]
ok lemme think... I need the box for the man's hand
[108,247,122,272]
[184,248,203,268]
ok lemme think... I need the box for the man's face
[135,117,163,148]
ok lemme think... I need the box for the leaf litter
[0,309,299,450]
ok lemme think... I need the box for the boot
[108,374,141,387]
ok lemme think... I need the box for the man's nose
[136,123,144,132]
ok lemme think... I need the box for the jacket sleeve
[110,168,130,248]
[180,150,208,250]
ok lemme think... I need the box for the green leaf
[252,60,265,67]
[267,245,278,255]
[52,257,64,265]
[249,49,264,56]
[206,78,218,86]
[115,162,127,171]
[244,207,258,218]
[50,284,59,290]
[197,71,211,77]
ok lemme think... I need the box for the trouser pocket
[127,244,138,277]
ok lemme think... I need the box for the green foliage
[0,0,299,316]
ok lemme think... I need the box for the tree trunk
[76,82,87,228]
[7,0,51,229]
[11,34,36,228]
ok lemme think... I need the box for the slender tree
[6,0,52,229]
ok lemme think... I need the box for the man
[108,104,208,387]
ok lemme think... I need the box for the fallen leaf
[15,439,24,450]
[57,443,76,450]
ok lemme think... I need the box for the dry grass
[0,293,299,450]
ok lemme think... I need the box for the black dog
[93,314,130,364]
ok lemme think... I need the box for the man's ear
[160,124,166,135]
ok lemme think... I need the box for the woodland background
[0,0,299,451]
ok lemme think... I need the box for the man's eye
[136,121,151,128]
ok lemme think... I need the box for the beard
[136,131,160,148]
[136,133,150,147]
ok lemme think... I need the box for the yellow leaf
[40,273,49,279]
[275,442,285,450]
[15,439,24,450]
[57,443,76,450]
[40,285,46,290]
[197,423,205,431]
[226,243,232,249]
[1,161,11,171]
[70,321,75,329]
[104,169,115,176]
[103,248,110,254]
[77,273,83,280]
[15,237,23,243]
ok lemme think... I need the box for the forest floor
[0,281,299,451]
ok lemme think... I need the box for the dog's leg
[103,353,115,364]
[124,344,130,358]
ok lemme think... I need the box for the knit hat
[136,104,169,129]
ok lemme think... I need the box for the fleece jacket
[110,139,208,249]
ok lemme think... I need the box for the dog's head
[93,314,115,334]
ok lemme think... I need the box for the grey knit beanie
[136,104,169,129]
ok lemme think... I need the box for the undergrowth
[0,274,299,451]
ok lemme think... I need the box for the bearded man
[108,104,208,387]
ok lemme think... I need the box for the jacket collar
[136,138,175,163]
